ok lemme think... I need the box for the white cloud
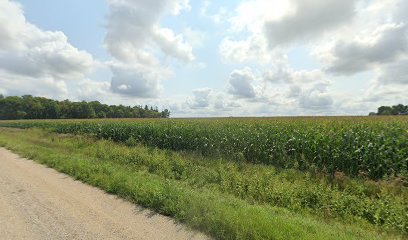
[322,23,408,75]
[298,82,333,109]
[105,0,193,62]
[0,0,97,100]
[220,60,334,114]
[213,92,236,111]
[230,0,295,33]
[220,0,358,67]
[75,79,111,101]
[110,64,164,98]
[188,88,212,109]
[228,68,257,98]
[363,82,408,104]
[264,64,325,84]
[0,0,94,81]
[216,0,407,116]
[261,65,334,110]
[219,35,272,64]
[263,0,357,47]
[170,89,243,117]
[152,26,194,62]
[229,0,357,47]
[378,59,408,84]
[104,0,194,98]
[0,70,69,99]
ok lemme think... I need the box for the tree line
[0,95,170,120]
[369,104,408,116]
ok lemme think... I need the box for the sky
[0,0,407,117]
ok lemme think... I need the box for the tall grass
[0,128,404,239]
[1,116,407,179]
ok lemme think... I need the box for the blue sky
[0,0,407,116]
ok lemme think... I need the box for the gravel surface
[0,148,209,240]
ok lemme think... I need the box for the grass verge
[0,128,404,239]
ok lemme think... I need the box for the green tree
[392,104,406,114]
[97,111,107,118]
[161,109,170,118]
[377,106,393,115]
[0,95,165,119]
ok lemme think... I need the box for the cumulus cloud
[110,64,163,98]
[264,66,324,84]
[298,82,333,109]
[378,59,408,84]
[188,88,212,109]
[175,89,243,117]
[309,0,408,78]
[222,61,333,112]
[362,82,408,104]
[220,0,358,67]
[229,0,357,47]
[228,68,257,98]
[261,65,333,110]
[219,35,272,64]
[0,0,97,100]
[75,79,111,101]
[359,58,408,104]
[104,0,194,98]
[152,26,194,62]
[0,0,94,81]
[263,0,357,47]
[324,23,408,75]
[213,92,237,111]
[105,0,193,62]
[0,71,69,99]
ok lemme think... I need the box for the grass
[1,116,407,180]
[0,127,405,239]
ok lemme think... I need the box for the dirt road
[0,148,209,240]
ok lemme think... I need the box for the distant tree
[0,96,23,119]
[375,104,408,115]
[16,111,27,119]
[80,102,96,118]
[392,104,406,114]
[378,106,393,115]
[97,111,107,118]
[0,95,169,120]
[43,101,60,119]
[161,109,170,118]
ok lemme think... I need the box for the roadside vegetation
[0,95,170,119]
[0,116,407,239]
[2,117,407,179]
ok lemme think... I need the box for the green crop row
[1,116,407,180]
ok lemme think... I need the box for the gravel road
[0,148,209,240]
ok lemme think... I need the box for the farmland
[0,116,407,239]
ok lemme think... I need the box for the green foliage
[0,95,170,120]
[374,104,408,115]
[2,117,407,180]
[0,128,403,239]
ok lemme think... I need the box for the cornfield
[1,116,407,180]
